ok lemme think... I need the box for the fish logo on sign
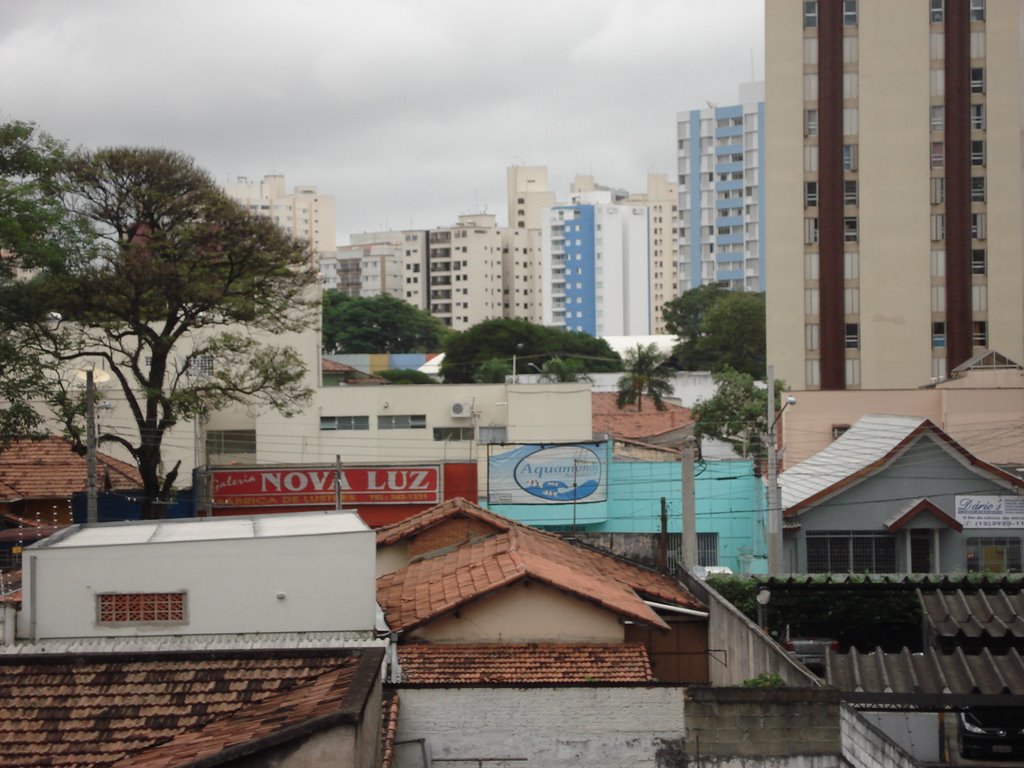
[513,445,602,502]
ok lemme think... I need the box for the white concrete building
[222,174,336,254]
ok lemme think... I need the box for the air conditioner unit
[450,401,473,419]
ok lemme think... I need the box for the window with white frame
[804,0,818,28]
[378,414,427,429]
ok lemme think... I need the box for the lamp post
[76,366,111,524]
[512,342,524,383]
[766,364,796,575]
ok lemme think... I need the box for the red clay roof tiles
[0,648,381,768]
[398,642,654,684]
[376,498,703,632]
[0,436,142,501]
[591,392,693,442]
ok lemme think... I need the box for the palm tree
[537,357,591,383]
[616,343,674,412]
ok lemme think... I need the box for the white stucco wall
[22,517,376,639]
[394,687,686,768]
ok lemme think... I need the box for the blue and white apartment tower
[677,82,765,292]
[540,191,651,336]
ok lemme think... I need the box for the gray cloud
[1,0,763,242]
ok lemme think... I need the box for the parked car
[782,627,838,674]
[958,707,1024,760]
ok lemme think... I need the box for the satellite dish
[75,368,111,383]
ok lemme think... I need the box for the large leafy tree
[322,291,449,353]
[690,367,785,458]
[664,286,766,378]
[0,122,88,445]
[616,343,674,412]
[15,142,319,517]
[440,318,620,383]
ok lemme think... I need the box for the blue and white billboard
[488,442,607,505]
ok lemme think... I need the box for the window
[846,358,861,386]
[933,321,946,348]
[378,414,427,429]
[930,105,945,132]
[806,532,897,573]
[804,0,818,28]
[805,181,819,207]
[843,0,858,26]
[931,214,946,241]
[805,323,820,351]
[845,287,860,314]
[972,248,987,275]
[844,180,858,206]
[971,140,985,166]
[843,108,858,136]
[804,145,819,172]
[844,252,859,280]
[806,358,821,388]
[930,0,944,22]
[98,592,187,625]
[804,109,819,137]
[966,537,1021,573]
[433,427,474,441]
[972,212,986,240]
[804,217,819,245]
[971,104,985,130]
[973,320,988,346]
[931,249,946,277]
[805,287,820,315]
[698,532,719,567]
[931,177,945,205]
[320,415,369,431]
[804,74,818,101]
[971,68,985,93]
[843,73,859,100]
[971,176,985,202]
[969,0,985,22]
[845,323,860,349]
[805,252,819,280]
[843,144,858,171]
[930,141,944,168]
[973,284,987,312]
[206,429,257,455]
[844,217,858,242]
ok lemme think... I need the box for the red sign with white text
[211,465,441,507]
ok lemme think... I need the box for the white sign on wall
[955,495,1024,528]
[488,442,607,505]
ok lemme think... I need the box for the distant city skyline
[0,0,764,245]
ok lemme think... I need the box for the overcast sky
[1,0,763,245]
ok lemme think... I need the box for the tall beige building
[507,165,556,230]
[765,0,1024,390]
[222,174,336,254]
[628,174,680,334]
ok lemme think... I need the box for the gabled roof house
[780,414,1024,574]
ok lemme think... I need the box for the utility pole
[766,365,795,575]
[86,369,97,524]
[681,436,697,568]
[658,497,668,573]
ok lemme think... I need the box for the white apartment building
[222,174,336,254]
[628,174,680,334]
[540,190,651,337]
[677,82,765,294]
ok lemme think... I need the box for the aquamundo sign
[488,443,607,504]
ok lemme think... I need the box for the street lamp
[511,342,524,383]
[766,364,795,575]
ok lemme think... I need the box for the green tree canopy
[0,122,88,445]
[322,291,449,354]
[9,138,319,517]
[690,367,786,458]
[440,318,620,383]
[615,343,674,412]
[537,357,591,383]
[664,286,766,378]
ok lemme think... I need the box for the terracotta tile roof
[376,498,703,632]
[0,648,382,768]
[0,436,142,501]
[398,642,654,684]
[379,692,400,768]
[591,392,692,441]
[376,496,511,546]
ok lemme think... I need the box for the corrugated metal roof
[920,588,1024,643]
[828,646,1024,698]
[780,414,927,511]
[35,510,369,549]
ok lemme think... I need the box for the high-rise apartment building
[540,191,650,336]
[677,82,765,293]
[321,234,404,297]
[222,174,336,254]
[628,174,680,333]
[507,165,556,230]
[766,0,1023,390]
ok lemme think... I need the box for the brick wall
[407,518,500,559]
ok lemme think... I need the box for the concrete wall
[23,525,376,639]
[393,686,687,768]
[676,568,819,688]
[683,687,841,766]
[840,704,923,768]
[406,580,624,644]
